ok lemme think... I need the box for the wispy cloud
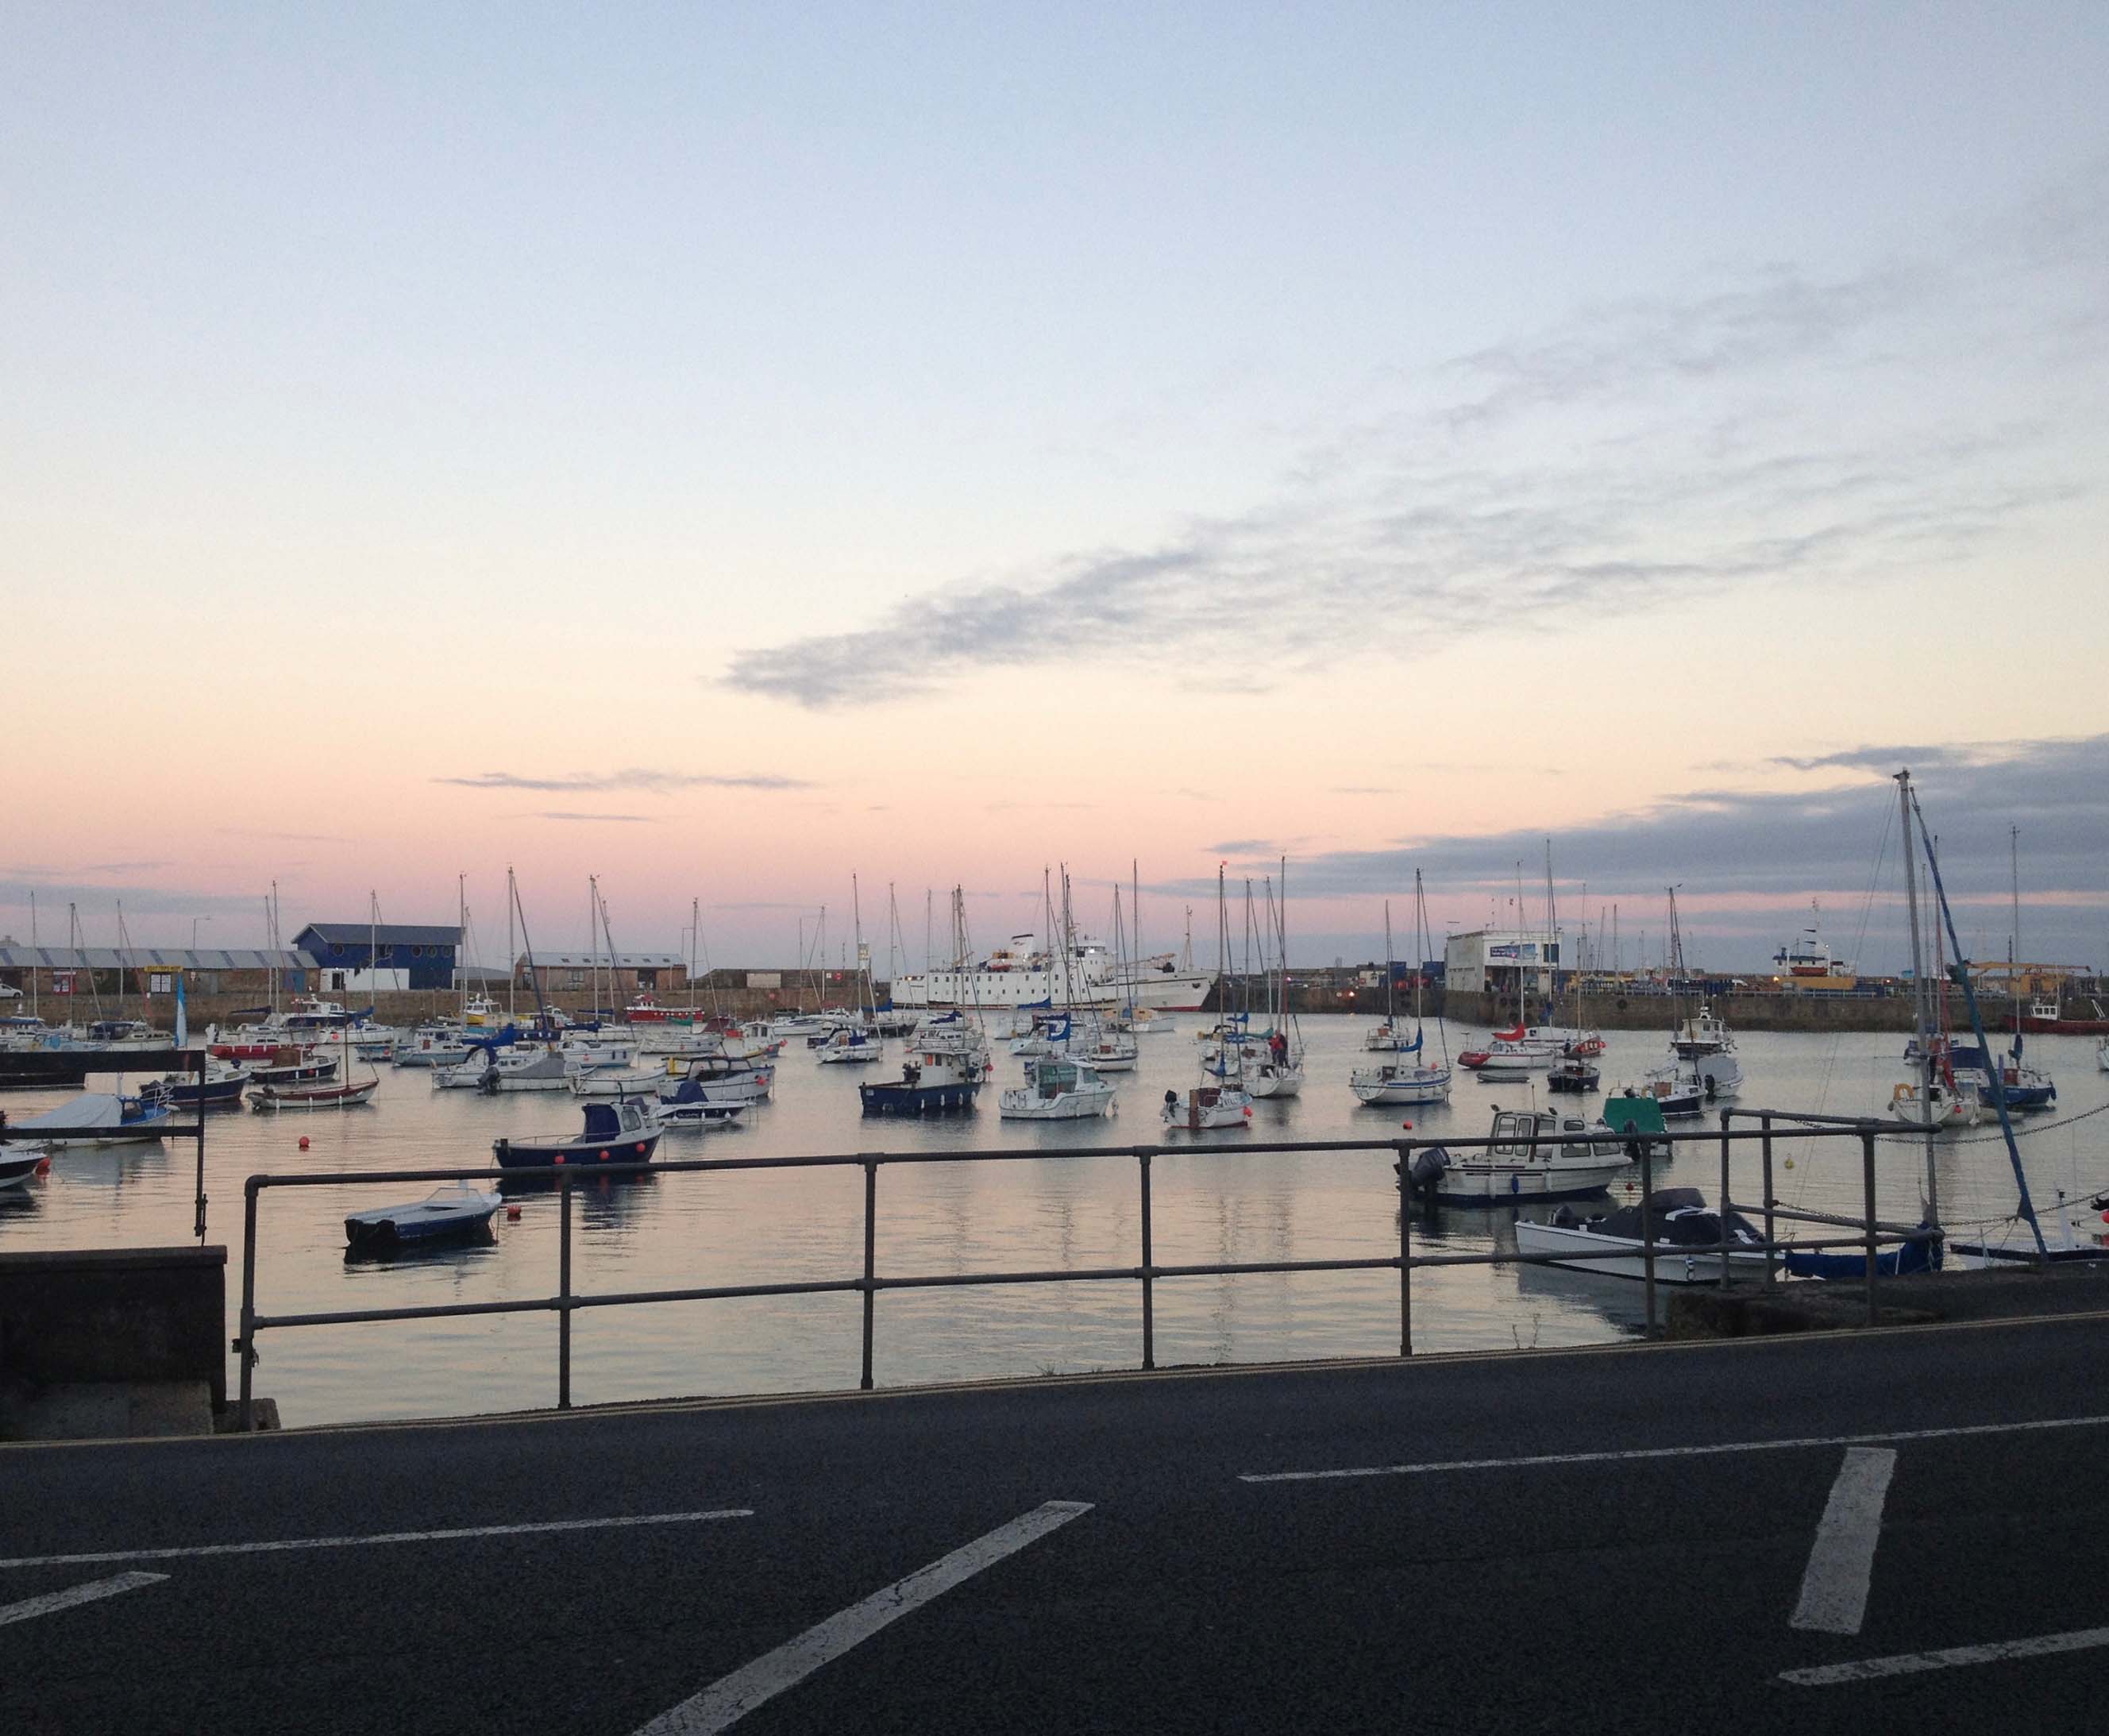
[534,811,657,824]
[435,768,815,793]
[217,827,351,844]
[720,174,2103,710]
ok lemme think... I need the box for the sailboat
[1887,789,1980,1130]
[1243,866,1304,1099]
[1164,870,1253,1131]
[1351,881,1452,1106]
[1945,828,2057,1113]
[817,878,882,1065]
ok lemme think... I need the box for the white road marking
[1789,1447,1896,1634]
[0,1571,168,1627]
[1781,1625,2109,1685]
[0,1508,752,1571]
[631,1499,1093,1736]
[1240,1409,2109,1483]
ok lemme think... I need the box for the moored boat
[1402,1108,1632,1205]
[4,1092,172,1146]
[492,1098,661,1169]
[345,1182,500,1253]
[860,1047,985,1116]
[1516,1188,1768,1281]
[249,1075,380,1110]
[999,1057,1116,1121]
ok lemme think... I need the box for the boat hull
[860,1080,981,1115]
[1515,1220,1769,1280]
[493,1130,662,1169]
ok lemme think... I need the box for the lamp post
[191,916,212,950]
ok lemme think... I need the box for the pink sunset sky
[6,8,2107,971]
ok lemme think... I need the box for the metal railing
[234,1115,1922,1430]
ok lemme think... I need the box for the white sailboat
[1165,870,1253,1131]
[1351,882,1452,1106]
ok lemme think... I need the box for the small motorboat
[249,1076,380,1111]
[1,1144,47,1190]
[1546,1057,1600,1094]
[140,1059,253,1109]
[344,1182,501,1254]
[859,1048,983,1116]
[493,1098,662,1170]
[247,1047,341,1086]
[479,1046,572,1093]
[815,1028,881,1066]
[651,1082,745,1131]
[4,1092,172,1147]
[1515,1188,1768,1282]
[569,1065,664,1098]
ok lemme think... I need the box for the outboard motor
[1406,1145,1451,1196]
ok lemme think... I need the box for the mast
[851,874,871,1023]
[2010,825,2022,1052]
[1895,772,1936,1155]
[28,889,37,1021]
[690,896,700,1017]
[507,869,517,1021]
[457,874,468,1021]
[1382,901,1397,1029]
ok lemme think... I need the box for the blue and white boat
[860,1047,984,1116]
[344,1182,502,1254]
[0,1144,44,1190]
[141,1060,252,1110]
[1945,1040,2056,1113]
[492,1098,661,1170]
[651,1080,745,1130]
[4,1092,172,1148]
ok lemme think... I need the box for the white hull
[1514,1219,1769,1282]
[1426,1158,1626,1201]
[998,1086,1116,1120]
[1246,1065,1303,1098]
[1163,1086,1253,1130]
[1351,1065,1452,1106]
[894,965,1213,1011]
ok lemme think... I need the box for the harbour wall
[46,984,2038,1036]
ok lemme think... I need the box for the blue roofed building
[292,924,462,993]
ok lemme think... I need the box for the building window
[568,970,585,990]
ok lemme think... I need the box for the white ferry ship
[890,935,1213,1011]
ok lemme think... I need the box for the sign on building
[148,971,175,994]
[746,972,782,990]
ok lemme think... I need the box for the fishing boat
[493,1098,661,1169]
[249,1074,380,1110]
[1773,906,1855,981]
[3,1092,172,1147]
[1000,1057,1116,1121]
[1635,1061,1706,1119]
[1546,1055,1600,1094]
[1402,1108,1631,1205]
[1516,1188,1768,1281]
[1350,884,1452,1106]
[649,1081,745,1130]
[344,1183,501,1254]
[139,1059,252,1109]
[622,994,692,1026]
[463,994,504,1028]
[283,996,360,1030]
[248,1046,341,1086]
[1671,1004,1735,1057]
[860,1047,985,1115]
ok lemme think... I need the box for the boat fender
[635,1141,646,1153]
[598,1149,610,1160]
[552,1152,565,1163]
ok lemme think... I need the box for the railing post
[1641,1136,1657,1337]
[194,1050,209,1243]
[1861,1128,1879,1327]
[861,1155,879,1391]
[558,1170,573,1410]
[237,1177,260,1431]
[1761,1113,1777,1288]
[1138,1148,1155,1371]
[1398,1143,1412,1358]
[1718,1113,1733,1290]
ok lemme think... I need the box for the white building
[1444,928,1562,996]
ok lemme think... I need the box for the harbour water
[4,1019,2104,1427]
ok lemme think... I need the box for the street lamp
[191,916,212,950]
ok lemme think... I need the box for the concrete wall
[0,1244,227,1407]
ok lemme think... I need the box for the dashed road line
[1790,1447,1896,1634]
[0,1571,168,1628]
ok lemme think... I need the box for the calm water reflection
[3,1018,2103,1425]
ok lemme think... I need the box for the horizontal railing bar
[245,1121,1883,1193]
[246,1232,1922,1335]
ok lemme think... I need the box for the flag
[175,974,189,1048]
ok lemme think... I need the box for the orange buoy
[298,1136,310,1151]
[553,1153,566,1164]
[597,1149,610,1160]
[506,1204,522,1221]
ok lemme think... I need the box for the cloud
[1178,734,2109,968]
[435,768,814,793]
[217,827,351,844]
[534,811,657,824]
[719,174,2103,710]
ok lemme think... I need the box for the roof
[526,952,687,969]
[0,947,316,970]
[296,924,463,947]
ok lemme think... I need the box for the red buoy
[298,1136,310,1152]
[635,1141,646,1153]
[506,1204,522,1221]
[553,1153,566,1164]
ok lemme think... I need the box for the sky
[5,3,2107,973]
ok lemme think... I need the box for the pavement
[6,1312,2109,1733]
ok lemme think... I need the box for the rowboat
[344,1183,501,1253]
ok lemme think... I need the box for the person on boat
[1269,1030,1288,1064]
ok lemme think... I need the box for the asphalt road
[7,1314,2109,1734]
